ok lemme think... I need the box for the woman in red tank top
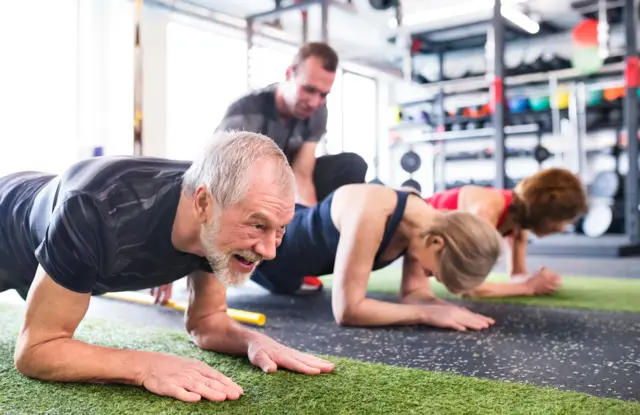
[425,168,588,299]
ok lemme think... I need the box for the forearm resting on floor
[14,338,149,385]
[334,297,426,327]
[464,281,534,298]
[188,312,260,356]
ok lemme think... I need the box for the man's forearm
[335,297,426,327]
[294,173,317,206]
[15,338,148,385]
[188,313,262,356]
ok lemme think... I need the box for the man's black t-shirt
[0,156,212,295]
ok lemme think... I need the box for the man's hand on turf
[138,352,244,403]
[421,304,495,331]
[247,334,335,375]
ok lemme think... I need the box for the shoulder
[56,157,185,219]
[53,191,110,226]
[459,185,503,205]
[458,186,508,225]
[331,184,397,227]
[225,85,275,116]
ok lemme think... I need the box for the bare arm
[291,141,318,206]
[186,270,335,375]
[331,192,428,327]
[509,229,529,276]
[185,270,263,356]
[14,266,146,384]
[464,229,536,298]
[400,255,436,302]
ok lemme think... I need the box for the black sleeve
[34,192,114,293]
[197,258,213,274]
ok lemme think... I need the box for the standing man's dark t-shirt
[215,83,367,202]
[0,156,212,297]
[215,83,327,164]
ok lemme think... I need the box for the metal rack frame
[391,0,640,256]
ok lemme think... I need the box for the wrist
[416,304,436,325]
[510,272,529,283]
[401,290,436,304]
[116,348,154,386]
[511,274,537,295]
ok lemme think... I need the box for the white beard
[200,216,257,287]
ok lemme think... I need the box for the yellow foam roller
[101,291,266,326]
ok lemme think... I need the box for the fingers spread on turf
[191,372,241,400]
[181,377,228,402]
[276,352,322,375]
[291,351,335,372]
[166,384,202,402]
[197,363,244,395]
[251,349,278,373]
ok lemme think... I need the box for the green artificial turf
[0,303,638,414]
[320,270,640,313]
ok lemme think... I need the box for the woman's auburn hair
[508,168,588,231]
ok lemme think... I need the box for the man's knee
[251,271,303,296]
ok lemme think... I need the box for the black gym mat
[88,288,640,402]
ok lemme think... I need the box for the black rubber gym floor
[77,283,640,402]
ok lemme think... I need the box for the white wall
[77,0,135,158]
[0,0,79,176]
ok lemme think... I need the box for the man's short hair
[182,130,294,209]
[291,42,339,73]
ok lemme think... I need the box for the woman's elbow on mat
[332,296,364,326]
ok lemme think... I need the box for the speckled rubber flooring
[221,290,640,402]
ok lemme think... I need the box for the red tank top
[425,187,513,228]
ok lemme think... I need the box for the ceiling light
[399,0,538,35]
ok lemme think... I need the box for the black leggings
[313,152,368,201]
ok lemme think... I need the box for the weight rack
[390,0,640,257]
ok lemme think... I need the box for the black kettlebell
[369,0,395,10]
[402,179,422,193]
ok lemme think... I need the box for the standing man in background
[216,42,367,207]
[152,43,368,302]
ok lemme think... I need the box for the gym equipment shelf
[390,123,540,146]
[390,0,639,256]
[394,60,626,103]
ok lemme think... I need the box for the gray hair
[182,130,294,208]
